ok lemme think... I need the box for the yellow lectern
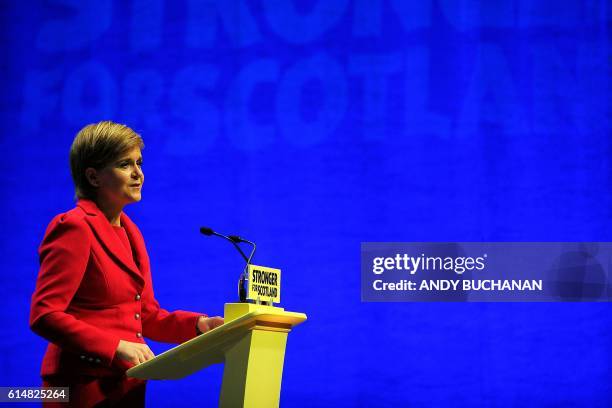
[127,303,307,407]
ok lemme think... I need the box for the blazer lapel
[120,212,149,275]
[77,199,145,287]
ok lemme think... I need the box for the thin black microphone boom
[228,235,257,266]
[234,237,256,303]
[200,226,256,302]
[200,226,249,263]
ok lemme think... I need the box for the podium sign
[247,264,281,304]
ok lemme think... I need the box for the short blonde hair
[70,121,144,199]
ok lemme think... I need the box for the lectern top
[127,306,307,380]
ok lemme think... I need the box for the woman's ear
[85,168,100,188]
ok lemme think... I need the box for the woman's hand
[115,340,155,366]
[197,316,224,334]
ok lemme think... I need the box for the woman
[30,121,223,406]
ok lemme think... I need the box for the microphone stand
[200,227,256,303]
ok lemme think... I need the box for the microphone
[200,227,256,302]
[199,226,214,236]
[231,235,257,303]
[199,227,248,263]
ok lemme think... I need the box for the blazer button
[95,358,101,364]
[135,294,141,301]
[80,355,85,360]
[88,357,94,362]
[136,332,142,338]
[135,313,140,320]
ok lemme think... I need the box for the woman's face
[94,147,144,207]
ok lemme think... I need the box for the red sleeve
[29,214,121,367]
[140,273,206,344]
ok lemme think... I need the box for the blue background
[1,0,610,406]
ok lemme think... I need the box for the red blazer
[30,199,204,378]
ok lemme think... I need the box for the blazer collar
[77,199,145,287]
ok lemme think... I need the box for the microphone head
[200,226,214,236]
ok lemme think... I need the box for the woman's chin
[125,193,142,203]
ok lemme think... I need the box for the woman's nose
[132,167,143,179]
